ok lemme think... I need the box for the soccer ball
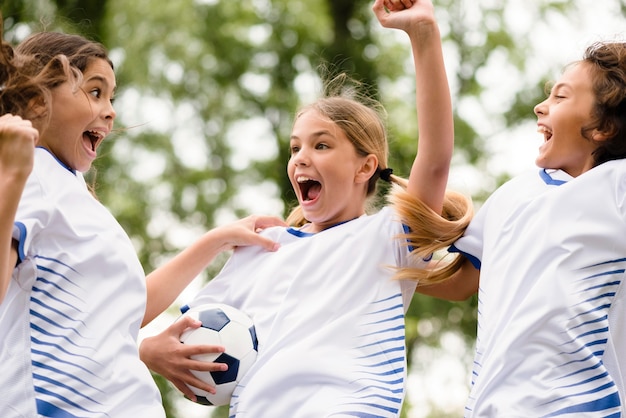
[177,303,258,406]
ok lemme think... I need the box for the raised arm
[0,114,38,303]
[143,215,285,326]
[373,0,452,214]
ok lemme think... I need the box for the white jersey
[453,165,626,417]
[187,207,419,417]
[0,148,164,418]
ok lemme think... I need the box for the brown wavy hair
[0,25,69,127]
[0,18,112,133]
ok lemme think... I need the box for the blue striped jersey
[453,165,626,417]
[186,207,418,417]
[0,148,164,418]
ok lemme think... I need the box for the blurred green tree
[4,0,621,416]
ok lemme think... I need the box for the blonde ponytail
[389,184,473,285]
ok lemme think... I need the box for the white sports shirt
[452,164,626,417]
[186,206,419,417]
[0,148,164,418]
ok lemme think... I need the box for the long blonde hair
[389,183,472,285]
[286,76,472,285]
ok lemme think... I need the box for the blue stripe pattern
[469,258,623,417]
[30,256,110,418]
[330,293,407,417]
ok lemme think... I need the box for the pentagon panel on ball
[178,303,258,406]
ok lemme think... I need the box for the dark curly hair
[581,41,626,166]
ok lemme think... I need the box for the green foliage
[3,0,607,416]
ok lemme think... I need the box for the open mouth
[538,126,553,142]
[83,130,104,151]
[297,176,321,201]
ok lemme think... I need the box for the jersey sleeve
[618,166,626,220]
[11,170,49,264]
[448,194,493,270]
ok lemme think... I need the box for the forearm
[143,215,284,326]
[407,19,454,213]
[0,114,38,302]
[0,177,26,302]
[143,228,231,326]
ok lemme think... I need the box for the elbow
[0,270,12,305]
[418,257,479,301]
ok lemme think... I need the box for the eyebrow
[552,81,572,90]
[548,83,571,96]
[86,74,117,94]
[290,130,333,140]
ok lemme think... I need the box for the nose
[291,147,310,167]
[534,99,547,117]
[103,100,116,121]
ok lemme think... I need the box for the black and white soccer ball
[178,303,258,406]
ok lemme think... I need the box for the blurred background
[2,0,625,416]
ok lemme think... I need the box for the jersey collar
[37,146,76,175]
[540,168,572,186]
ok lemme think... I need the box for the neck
[303,214,365,233]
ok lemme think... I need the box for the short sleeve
[449,195,493,270]
[617,165,626,220]
[12,171,49,264]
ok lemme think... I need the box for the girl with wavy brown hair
[0,20,284,418]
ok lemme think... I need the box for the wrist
[0,173,28,206]
[201,226,233,254]
[0,167,30,185]
[407,19,440,43]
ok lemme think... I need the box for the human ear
[27,97,48,122]
[355,154,378,184]
[591,127,615,142]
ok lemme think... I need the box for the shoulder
[359,207,405,236]
[498,168,560,190]
[485,168,570,205]
[568,159,626,203]
[30,148,79,192]
[560,160,626,193]
[34,147,70,172]
[582,158,626,178]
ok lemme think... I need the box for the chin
[534,155,548,169]
[75,163,93,173]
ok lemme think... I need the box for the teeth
[297,176,313,183]
[537,126,552,135]
[87,130,105,139]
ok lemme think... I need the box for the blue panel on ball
[249,326,258,351]
[211,353,240,384]
[194,395,214,406]
[199,308,230,331]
